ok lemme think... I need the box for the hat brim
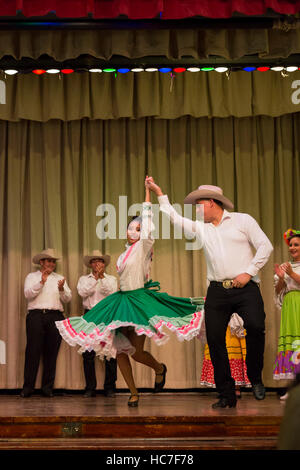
[183,189,234,211]
[32,254,60,265]
[83,255,110,268]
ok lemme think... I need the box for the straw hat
[184,185,234,211]
[83,250,111,268]
[32,248,60,265]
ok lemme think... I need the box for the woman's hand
[274,263,285,279]
[145,176,163,196]
[281,262,293,276]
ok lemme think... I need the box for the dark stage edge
[0,392,284,450]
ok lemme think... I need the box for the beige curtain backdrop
[0,115,299,390]
[2,71,300,121]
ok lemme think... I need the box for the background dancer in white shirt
[21,249,72,397]
[77,251,118,397]
[146,176,273,409]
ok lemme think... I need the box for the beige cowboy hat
[32,248,60,265]
[83,250,111,268]
[184,184,234,211]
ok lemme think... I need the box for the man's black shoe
[83,390,96,398]
[212,397,237,409]
[20,389,32,398]
[252,383,266,400]
[42,390,54,398]
[104,389,116,398]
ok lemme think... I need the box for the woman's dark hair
[289,234,300,244]
[127,216,141,229]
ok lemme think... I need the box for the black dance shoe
[252,383,266,400]
[212,397,237,409]
[128,394,139,407]
[154,364,167,393]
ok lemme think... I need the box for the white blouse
[274,261,300,308]
[117,202,154,291]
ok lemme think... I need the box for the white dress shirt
[77,273,118,310]
[24,271,72,311]
[117,202,154,291]
[158,194,273,283]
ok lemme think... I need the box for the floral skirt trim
[273,350,300,380]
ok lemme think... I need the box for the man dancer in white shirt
[146,177,273,409]
[77,250,118,398]
[21,249,72,397]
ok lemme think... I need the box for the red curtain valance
[1,1,300,19]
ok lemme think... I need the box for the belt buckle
[222,280,233,289]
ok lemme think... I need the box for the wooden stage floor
[0,391,285,451]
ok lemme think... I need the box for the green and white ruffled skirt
[56,280,205,359]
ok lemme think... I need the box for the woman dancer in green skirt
[273,229,300,399]
[56,178,204,407]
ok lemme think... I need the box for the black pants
[22,309,64,394]
[205,281,266,399]
[82,309,117,392]
[82,350,117,392]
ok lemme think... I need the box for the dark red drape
[1,0,300,19]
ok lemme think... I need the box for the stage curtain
[1,0,300,19]
[1,70,300,121]
[0,27,300,61]
[0,115,299,390]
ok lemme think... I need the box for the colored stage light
[89,68,102,73]
[4,69,18,75]
[215,67,228,73]
[201,67,214,71]
[270,66,284,71]
[285,66,298,72]
[173,67,186,73]
[257,66,270,72]
[145,67,158,72]
[159,68,172,73]
[46,69,60,74]
[131,68,144,72]
[243,66,256,72]
[103,68,116,73]
[61,69,74,74]
[33,69,46,75]
[187,67,201,72]
[117,68,130,73]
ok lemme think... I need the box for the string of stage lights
[2,65,300,75]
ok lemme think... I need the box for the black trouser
[204,281,266,399]
[22,309,64,394]
[82,350,117,392]
[82,309,117,392]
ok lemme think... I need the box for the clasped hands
[274,262,293,279]
[41,268,65,291]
